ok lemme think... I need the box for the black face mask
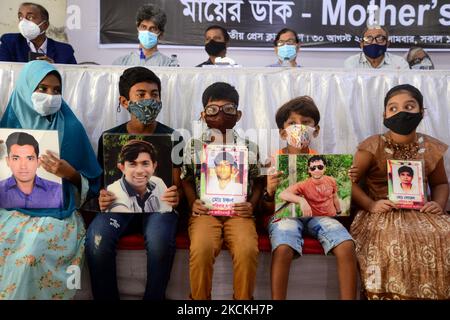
[205,40,226,57]
[383,111,423,135]
[205,112,238,134]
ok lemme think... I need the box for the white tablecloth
[1,62,449,206]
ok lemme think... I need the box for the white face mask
[18,19,45,41]
[284,124,316,149]
[31,92,62,116]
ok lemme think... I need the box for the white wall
[1,0,68,42]
[66,0,450,68]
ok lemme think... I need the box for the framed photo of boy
[275,154,353,219]
[200,144,248,216]
[102,133,173,213]
[0,128,63,209]
[387,159,425,209]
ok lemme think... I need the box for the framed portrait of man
[102,133,173,213]
[200,144,248,216]
[0,129,62,209]
[275,154,353,219]
[387,159,425,209]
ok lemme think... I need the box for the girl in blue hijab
[0,60,102,299]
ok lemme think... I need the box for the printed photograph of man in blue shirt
[0,131,62,209]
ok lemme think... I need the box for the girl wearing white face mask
[0,60,102,299]
[267,28,301,68]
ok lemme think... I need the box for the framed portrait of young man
[275,154,353,219]
[387,159,425,209]
[0,128,62,209]
[200,144,248,216]
[102,133,173,213]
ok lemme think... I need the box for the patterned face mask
[285,124,315,149]
[128,99,162,125]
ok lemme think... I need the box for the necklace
[382,133,425,160]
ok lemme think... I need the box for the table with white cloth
[1,62,449,209]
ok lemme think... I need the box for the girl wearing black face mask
[350,84,450,300]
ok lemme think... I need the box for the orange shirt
[294,176,337,216]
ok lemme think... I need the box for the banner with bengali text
[100,0,450,50]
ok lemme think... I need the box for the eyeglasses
[138,25,159,33]
[309,165,324,171]
[204,103,238,116]
[276,39,297,47]
[363,35,387,44]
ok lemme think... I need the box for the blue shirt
[0,175,63,209]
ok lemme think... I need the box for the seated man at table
[344,26,408,70]
[0,2,77,64]
[113,4,178,67]
[196,25,235,67]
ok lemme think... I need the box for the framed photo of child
[102,133,173,213]
[0,128,63,209]
[200,144,248,216]
[275,154,353,219]
[387,159,425,209]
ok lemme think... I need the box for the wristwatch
[263,189,275,202]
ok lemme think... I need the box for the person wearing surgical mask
[113,4,179,67]
[0,60,102,299]
[406,46,435,70]
[344,26,409,70]
[86,66,182,300]
[267,28,301,67]
[262,96,358,300]
[196,25,232,67]
[0,2,77,64]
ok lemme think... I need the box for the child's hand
[233,202,253,218]
[369,200,396,214]
[162,185,179,207]
[298,198,313,217]
[420,201,444,215]
[192,199,209,216]
[348,165,359,183]
[267,168,283,198]
[99,189,116,212]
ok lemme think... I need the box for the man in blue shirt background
[0,131,63,209]
[0,2,77,64]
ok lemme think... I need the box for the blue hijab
[0,60,102,219]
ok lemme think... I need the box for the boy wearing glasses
[181,82,263,300]
[263,98,357,300]
[112,4,178,66]
[344,26,408,69]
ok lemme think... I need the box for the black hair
[275,96,320,129]
[136,4,167,33]
[214,151,237,168]
[118,139,157,164]
[119,67,161,100]
[307,155,327,167]
[398,165,414,177]
[273,28,299,46]
[6,131,39,156]
[202,82,239,108]
[384,84,423,111]
[21,2,49,21]
[205,25,230,42]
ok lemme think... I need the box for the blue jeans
[85,211,178,300]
